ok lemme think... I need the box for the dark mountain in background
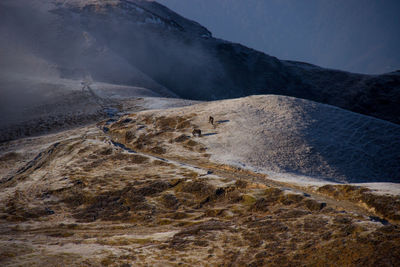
[1,3,400,264]
[157,0,400,75]
[1,0,400,125]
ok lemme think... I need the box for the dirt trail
[1,121,399,266]
[104,134,387,224]
[1,114,393,225]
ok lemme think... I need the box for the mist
[0,0,59,124]
[0,0,226,132]
[1,0,229,94]
[157,0,400,74]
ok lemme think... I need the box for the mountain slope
[106,95,400,183]
[1,101,399,266]
[1,0,400,126]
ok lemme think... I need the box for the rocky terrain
[1,96,399,266]
[1,1,400,266]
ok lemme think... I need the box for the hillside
[1,1,400,265]
[0,75,179,142]
[1,95,399,266]
[1,0,400,127]
[106,95,400,184]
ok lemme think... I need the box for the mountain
[1,95,399,266]
[157,0,400,75]
[106,95,400,184]
[1,1,400,265]
[1,0,399,182]
[1,0,400,128]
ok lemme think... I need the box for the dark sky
[157,0,400,74]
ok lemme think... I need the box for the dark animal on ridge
[192,129,202,137]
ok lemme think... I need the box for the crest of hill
[1,0,400,125]
[151,95,400,184]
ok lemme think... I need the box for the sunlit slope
[120,95,400,183]
[1,123,399,265]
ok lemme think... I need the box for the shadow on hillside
[293,106,400,183]
[203,133,218,137]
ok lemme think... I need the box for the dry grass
[2,114,399,266]
[317,184,400,222]
[0,152,20,162]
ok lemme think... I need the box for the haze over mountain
[1,1,400,265]
[1,0,400,130]
[158,0,400,75]
[0,0,399,190]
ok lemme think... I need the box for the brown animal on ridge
[209,116,214,125]
[192,129,202,137]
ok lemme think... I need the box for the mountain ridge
[1,0,400,125]
[1,2,400,264]
[106,94,400,184]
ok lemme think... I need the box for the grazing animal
[209,116,214,125]
[192,129,202,137]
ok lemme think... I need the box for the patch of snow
[141,97,201,110]
[352,183,400,196]
[150,95,400,186]
[92,83,161,99]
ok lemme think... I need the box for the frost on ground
[1,0,399,265]
[125,95,399,184]
[0,122,399,266]
[0,88,399,267]
[2,0,400,127]
[0,72,182,143]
